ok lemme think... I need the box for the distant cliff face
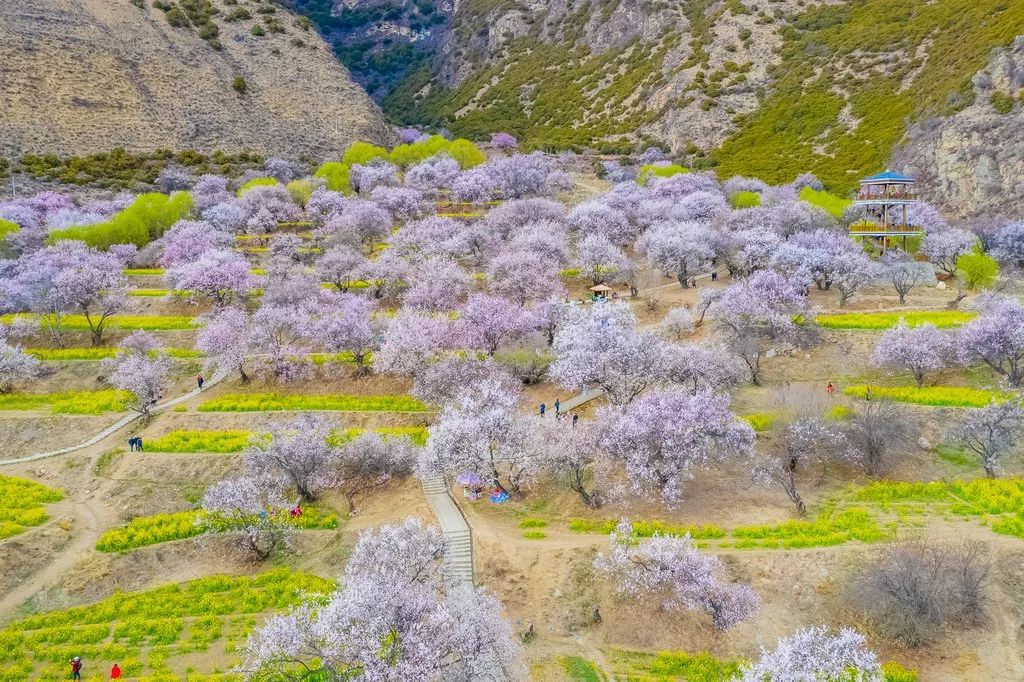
[896,37,1024,219]
[326,0,1024,215]
[0,0,392,159]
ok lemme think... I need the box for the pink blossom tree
[663,342,748,394]
[491,132,518,150]
[456,293,534,356]
[542,419,605,507]
[404,258,471,312]
[370,185,432,220]
[332,431,415,513]
[195,307,254,381]
[316,245,369,293]
[595,519,760,630]
[921,228,977,277]
[250,303,312,381]
[240,519,525,680]
[411,357,521,407]
[487,250,565,306]
[104,332,172,417]
[575,234,630,286]
[191,175,234,212]
[312,293,381,376]
[659,307,695,340]
[404,155,461,194]
[635,222,715,288]
[956,295,1024,386]
[318,199,392,253]
[201,474,291,560]
[738,626,882,682]
[166,249,253,307]
[507,220,571,266]
[714,270,811,385]
[600,389,754,506]
[157,220,232,267]
[0,333,40,393]
[567,201,635,244]
[244,414,338,502]
[421,380,542,496]
[549,302,668,404]
[374,308,452,376]
[482,198,565,239]
[872,320,951,387]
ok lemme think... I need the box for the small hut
[589,284,612,300]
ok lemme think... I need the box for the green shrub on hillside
[637,163,689,185]
[730,190,761,208]
[342,141,389,166]
[714,0,1024,191]
[991,91,1015,114]
[314,161,352,192]
[47,192,193,248]
[799,187,851,218]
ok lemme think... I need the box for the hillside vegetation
[378,0,1024,194]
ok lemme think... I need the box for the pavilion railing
[856,191,918,201]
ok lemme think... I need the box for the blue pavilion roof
[861,170,914,184]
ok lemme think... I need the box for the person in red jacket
[110,663,122,679]
[70,657,82,680]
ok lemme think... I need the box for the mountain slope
[0,0,392,159]
[372,0,1024,200]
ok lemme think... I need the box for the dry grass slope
[0,0,392,158]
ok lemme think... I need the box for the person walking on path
[865,386,872,401]
[127,437,135,452]
[711,270,718,282]
[554,398,561,416]
[197,374,204,390]
[70,657,82,680]
[572,414,579,428]
[136,437,143,452]
[826,382,834,397]
[110,663,122,679]
[539,403,546,417]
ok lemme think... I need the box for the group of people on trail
[70,657,120,680]
[127,436,144,451]
[538,399,579,427]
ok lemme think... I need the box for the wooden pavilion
[849,170,924,252]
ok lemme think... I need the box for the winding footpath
[0,369,228,467]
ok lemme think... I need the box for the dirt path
[0,369,228,467]
[0,459,114,621]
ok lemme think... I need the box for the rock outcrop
[0,0,392,159]
[896,37,1024,219]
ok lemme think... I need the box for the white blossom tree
[737,626,882,682]
[421,380,542,496]
[332,431,415,513]
[595,520,760,630]
[201,474,292,560]
[752,417,850,515]
[244,414,338,502]
[103,332,172,417]
[550,302,668,404]
[240,519,525,680]
[950,399,1024,478]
